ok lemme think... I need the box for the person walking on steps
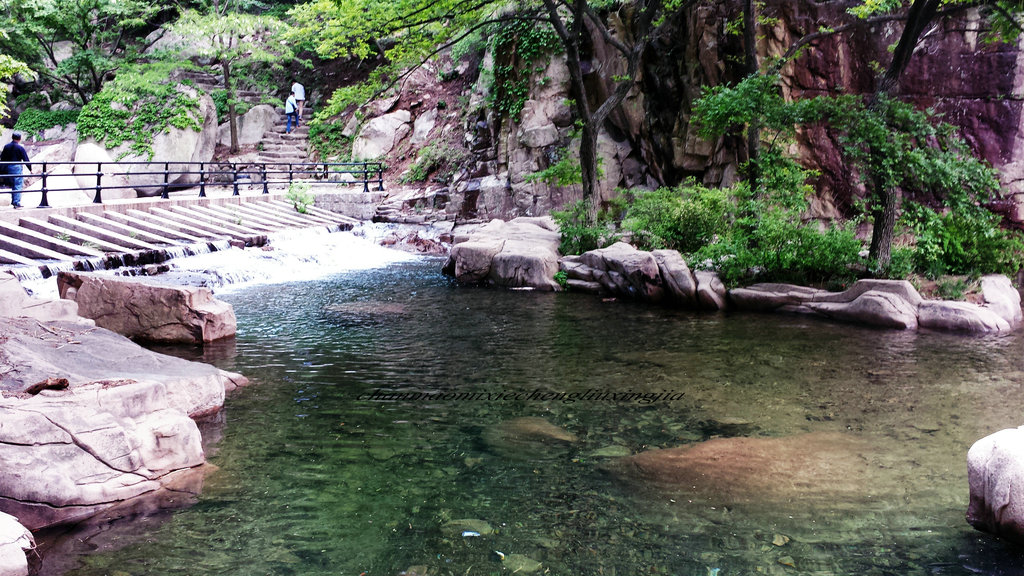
[0,132,31,209]
[291,80,306,121]
[285,91,299,134]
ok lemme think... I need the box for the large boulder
[652,249,698,306]
[918,300,1012,332]
[443,217,561,290]
[981,274,1023,328]
[352,110,412,160]
[72,142,135,201]
[0,268,246,532]
[0,273,81,322]
[217,104,279,147]
[578,242,665,302]
[79,84,218,197]
[967,427,1024,545]
[0,512,32,576]
[807,289,920,330]
[0,379,207,531]
[694,270,728,310]
[57,271,237,344]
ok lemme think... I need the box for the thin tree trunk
[223,60,239,153]
[742,0,761,188]
[542,0,599,220]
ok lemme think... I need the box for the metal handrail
[0,160,386,209]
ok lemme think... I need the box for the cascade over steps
[0,195,359,279]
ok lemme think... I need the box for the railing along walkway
[0,160,384,208]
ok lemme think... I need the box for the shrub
[622,184,730,253]
[13,108,80,140]
[902,202,1024,278]
[287,180,315,213]
[551,200,619,255]
[400,142,468,184]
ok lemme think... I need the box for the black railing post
[321,162,328,180]
[288,164,294,183]
[199,162,207,198]
[232,163,240,196]
[363,163,369,193]
[92,162,103,204]
[161,162,170,199]
[377,164,384,191]
[38,162,50,208]
[261,164,269,194]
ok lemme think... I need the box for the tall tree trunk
[543,0,600,222]
[867,0,940,271]
[869,182,900,271]
[222,60,239,153]
[742,0,761,188]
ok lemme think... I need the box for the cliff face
[366,0,1024,224]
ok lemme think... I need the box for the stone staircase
[177,70,312,165]
[0,195,360,279]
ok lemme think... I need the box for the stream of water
[29,232,1024,576]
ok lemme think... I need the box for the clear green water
[34,259,1024,575]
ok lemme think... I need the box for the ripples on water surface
[35,257,1024,576]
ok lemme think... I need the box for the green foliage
[400,142,468,184]
[77,65,202,159]
[0,0,160,104]
[0,41,34,118]
[488,19,561,119]
[308,121,353,161]
[553,269,569,289]
[552,200,619,255]
[696,71,1016,280]
[936,276,971,301]
[690,182,864,289]
[211,89,252,124]
[527,149,583,187]
[901,202,1024,278]
[12,107,79,139]
[286,180,315,214]
[621,184,730,253]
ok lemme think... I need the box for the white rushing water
[21,226,421,300]
[165,227,420,294]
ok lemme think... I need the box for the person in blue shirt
[285,92,298,134]
[0,132,31,209]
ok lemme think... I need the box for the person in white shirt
[285,92,298,134]
[291,81,306,121]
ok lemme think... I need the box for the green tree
[0,34,34,118]
[166,9,289,153]
[0,0,162,105]
[723,0,1023,271]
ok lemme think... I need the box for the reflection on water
[34,258,1024,576]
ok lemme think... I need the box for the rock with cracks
[57,271,237,344]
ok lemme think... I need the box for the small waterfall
[14,225,419,300]
[162,226,419,293]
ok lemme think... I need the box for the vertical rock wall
[366,0,1024,224]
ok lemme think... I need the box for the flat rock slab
[0,316,240,417]
[608,432,883,507]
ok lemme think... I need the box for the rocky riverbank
[0,272,246,575]
[442,216,1024,333]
